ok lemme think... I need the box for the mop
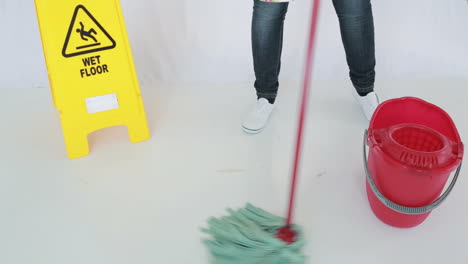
[202,0,321,263]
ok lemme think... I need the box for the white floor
[1,79,467,264]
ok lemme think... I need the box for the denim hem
[353,83,374,93]
[256,92,277,100]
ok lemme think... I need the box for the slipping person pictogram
[76,22,98,42]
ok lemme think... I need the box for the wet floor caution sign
[34,1,150,159]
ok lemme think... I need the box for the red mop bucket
[364,97,463,228]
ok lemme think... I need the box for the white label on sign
[85,93,119,114]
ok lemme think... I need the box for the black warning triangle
[62,5,116,58]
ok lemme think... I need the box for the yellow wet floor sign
[34,0,150,159]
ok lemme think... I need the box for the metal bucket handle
[363,129,462,215]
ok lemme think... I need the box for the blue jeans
[252,0,376,100]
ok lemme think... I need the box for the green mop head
[202,203,306,264]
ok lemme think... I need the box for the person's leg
[332,0,375,95]
[252,0,289,104]
[332,0,379,120]
[243,0,289,133]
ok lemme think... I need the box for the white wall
[1,0,467,89]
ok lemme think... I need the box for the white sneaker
[242,98,275,134]
[352,89,380,121]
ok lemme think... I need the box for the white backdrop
[1,0,467,89]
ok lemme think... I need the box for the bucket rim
[369,123,463,170]
[367,125,464,172]
[368,143,463,173]
[370,96,463,145]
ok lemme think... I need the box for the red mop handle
[286,0,321,227]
